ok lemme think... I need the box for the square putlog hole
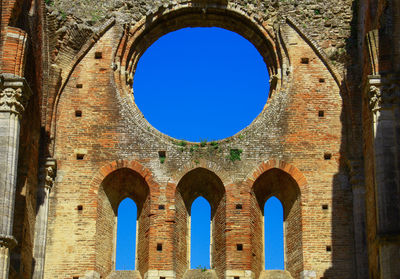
[234,277,240,279]
[301,57,309,64]
[236,244,243,251]
[318,110,324,117]
[158,204,165,210]
[76,83,83,88]
[319,78,325,83]
[326,245,332,252]
[76,154,85,160]
[95,51,102,59]
[324,153,332,160]
[322,204,329,210]
[158,151,166,164]
[158,151,166,157]
[157,243,162,251]
[75,110,82,117]
[77,205,83,211]
[235,204,243,209]
[160,277,166,279]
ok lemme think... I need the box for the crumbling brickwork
[0,1,399,279]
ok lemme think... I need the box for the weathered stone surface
[107,270,142,279]
[47,0,353,72]
[0,75,32,279]
[183,269,218,279]
[259,270,293,279]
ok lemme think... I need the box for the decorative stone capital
[368,84,382,112]
[0,234,17,249]
[39,158,57,190]
[367,74,400,112]
[0,74,32,116]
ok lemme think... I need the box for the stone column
[348,159,368,279]
[368,75,400,279]
[0,74,32,278]
[32,158,56,279]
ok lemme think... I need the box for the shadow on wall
[322,2,360,275]
[322,157,356,279]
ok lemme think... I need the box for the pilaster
[32,158,57,279]
[367,74,400,279]
[348,159,368,279]
[0,74,32,279]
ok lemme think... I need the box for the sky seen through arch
[133,27,270,142]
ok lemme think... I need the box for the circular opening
[133,27,270,141]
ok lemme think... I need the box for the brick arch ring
[88,159,159,197]
[171,158,233,186]
[116,3,280,78]
[244,159,308,191]
[112,2,284,144]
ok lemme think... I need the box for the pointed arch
[174,168,226,279]
[94,162,153,279]
[89,159,158,194]
[171,158,233,186]
[245,159,308,190]
[247,160,305,279]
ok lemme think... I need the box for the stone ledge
[259,270,294,279]
[183,269,218,279]
[106,270,142,279]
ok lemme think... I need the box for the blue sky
[116,27,283,270]
[133,27,269,141]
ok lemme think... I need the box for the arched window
[96,168,150,277]
[264,196,284,270]
[116,198,137,270]
[175,168,225,279]
[252,168,303,278]
[190,197,211,269]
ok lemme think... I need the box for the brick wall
[174,191,189,279]
[38,1,357,279]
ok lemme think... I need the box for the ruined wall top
[47,0,355,70]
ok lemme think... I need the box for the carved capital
[367,74,400,112]
[0,74,32,116]
[39,158,57,190]
[0,87,25,114]
[368,85,382,112]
